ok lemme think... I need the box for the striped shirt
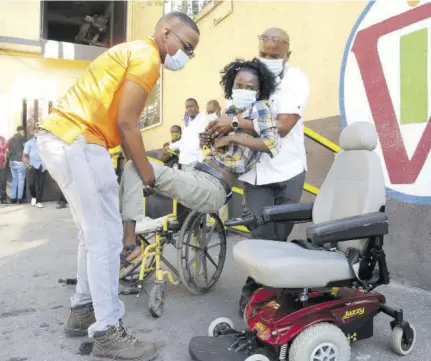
[206,100,279,174]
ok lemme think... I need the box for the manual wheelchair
[60,195,227,318]
[189,122,416,361]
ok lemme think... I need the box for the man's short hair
[17,125,24,132]
[186,98,198,106]
[159,11,200,35]
[171,125,182,132]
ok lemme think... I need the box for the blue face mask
[232,89,257,110]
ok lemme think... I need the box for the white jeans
[37,132,124,337]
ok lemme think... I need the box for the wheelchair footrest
[119,287,140,295]
[189,336,248,361]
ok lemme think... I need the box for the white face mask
[207,113,218,122]
[259,57,284,77]
[232,89,257,110]
[164,48,189,71]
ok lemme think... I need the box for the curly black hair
[219,58,277,101]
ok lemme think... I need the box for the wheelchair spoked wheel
[177,210,227,295]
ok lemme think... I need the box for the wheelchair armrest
[306,212,388,246]
[261,202,314,223]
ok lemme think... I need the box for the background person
[7,126,27,204]
[170,124,182,143]
[36,11,200,361]
[169,98,208,171]
[23,122,46,208]
[0,135,8,204]
[206,99,221,121]
[160,124,181,166]
[160,141,179,168]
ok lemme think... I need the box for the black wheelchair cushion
[306,212,388,246]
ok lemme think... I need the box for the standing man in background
[170,98,208,170]
[206,99,221,121]
[160,125,182,167]
[23,122,46,208]
[206,27,309,314]
[37,11,200,361]
[7,126,27,204]
[0,135,8,204]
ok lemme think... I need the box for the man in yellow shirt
[36,11,199,360]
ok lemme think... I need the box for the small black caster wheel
[148,281,166,318]
[208,317,234,337]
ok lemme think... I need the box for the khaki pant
[119,160,226,221]
[179,163,196,172]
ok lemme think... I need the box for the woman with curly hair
[201,57,278,171]
[119,58,279,264]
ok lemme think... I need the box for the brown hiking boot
[64,302,96,337]
[91,322,157,360]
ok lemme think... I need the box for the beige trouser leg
[218,204,229,222]
[119,160,227,221]
[179,163,195,172]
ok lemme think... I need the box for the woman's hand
[206,116,233,137]
[199,131,212,147]
[214,135,236,149]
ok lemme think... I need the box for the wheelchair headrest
[339,122,378,151]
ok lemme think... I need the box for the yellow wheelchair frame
[120,190,227,318]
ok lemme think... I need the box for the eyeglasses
[258,35,289,44]
[170,29,195,58]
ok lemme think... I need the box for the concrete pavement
[0,202,430,361]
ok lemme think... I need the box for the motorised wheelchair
[189,122,416,361]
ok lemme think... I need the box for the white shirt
[239,64,310,185]
[170,112,209,165]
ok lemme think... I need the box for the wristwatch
[231,116,239,131]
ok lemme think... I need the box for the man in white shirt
[241,28,309,240]
[206,27,309,315]
[208,28,309,240]
[170,98,208,171]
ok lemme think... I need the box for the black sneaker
[92,321,157,360]
[56,200,67,209]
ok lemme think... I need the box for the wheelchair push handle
[224,215,263,228]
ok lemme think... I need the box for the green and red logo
[340,0,431,204]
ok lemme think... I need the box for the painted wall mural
[340,0,431,205]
